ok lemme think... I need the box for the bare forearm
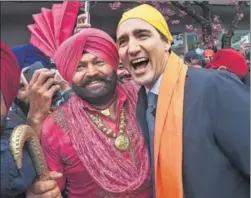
[26,115,43,138]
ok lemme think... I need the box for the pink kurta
[41,84,152,198]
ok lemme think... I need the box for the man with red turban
[203,49,214,65]
[0,41,36,197]
[205,48,248,81]
[0,41,20,121]
[30,29,152,197]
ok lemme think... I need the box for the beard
[72,71,117,106]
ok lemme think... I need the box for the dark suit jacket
[137,68,250,198]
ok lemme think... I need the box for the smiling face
[72,53,117,105]
[204,56,213,64]
[116,19,170,89]
[117,61,132,82]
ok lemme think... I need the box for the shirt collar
[145,74,163,95]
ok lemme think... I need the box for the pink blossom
[213,15,220,23]
[228,0,238,6]
[227,1,234,5]
[197,33,202,38]
[109,2,121,10]
[185,25,194,31]
[171,20,180,24]
[238,13,244,20]
[179,9,187,16]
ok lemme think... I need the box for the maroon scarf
[56,83,150,193]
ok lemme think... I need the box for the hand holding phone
[24,64,61,125]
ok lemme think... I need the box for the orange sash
[154,52,188,198]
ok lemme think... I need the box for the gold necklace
[89,108,130,151]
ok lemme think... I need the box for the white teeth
[131,58,148,65]
[90,81,99,84]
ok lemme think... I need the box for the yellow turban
[119,4,173,43]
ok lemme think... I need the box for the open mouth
[131,58,149,72]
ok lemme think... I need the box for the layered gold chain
[89,108,130,151]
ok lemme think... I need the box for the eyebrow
[133,29,151,35]
[117,28,152,42]
[78,56,100,66]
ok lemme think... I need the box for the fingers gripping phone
[22,62,62,107]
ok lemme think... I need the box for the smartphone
[22,62,62,107]
[22,62,44,83]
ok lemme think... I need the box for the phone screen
[22,62,44,83]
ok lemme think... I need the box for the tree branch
[222,1,247,48]
[227,1,247,35]
[171,1,210,25]
[193,1,205,8]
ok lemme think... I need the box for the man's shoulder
[5,104,26,126]
[187,67,246,88]
[186,67,249,101]
[187,67,219,82]
[42,104,68,135]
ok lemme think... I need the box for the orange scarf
[154,52,188,198]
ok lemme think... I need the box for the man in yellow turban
[117,3,250,198]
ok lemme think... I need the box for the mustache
[79,75,111,87]
[119,74,131,79]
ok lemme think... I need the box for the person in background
[184,51,202,68]
[7,44,50,125]
[205,48,248,84]
[203,49,214,66]
[1,41,62,197]
[7,44,73,128]
[117,60,133,83]
[0,41,34,197]
[237,38,250,57]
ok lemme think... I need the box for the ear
[164,42,171,53]
[218,66,227,70]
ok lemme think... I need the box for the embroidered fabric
[52,84,150,194]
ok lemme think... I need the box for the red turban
[53,28,119,84]
[205,48,248,78]
[1,41,20,110]
[203,49,214,57]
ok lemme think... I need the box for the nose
[86,64,99,77]
[128,39,140,56]
[124,69,130,75]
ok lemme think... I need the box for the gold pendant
[101,109,110,116]
[114,134,130,151]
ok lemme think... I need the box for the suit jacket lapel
[136,86,150,151]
